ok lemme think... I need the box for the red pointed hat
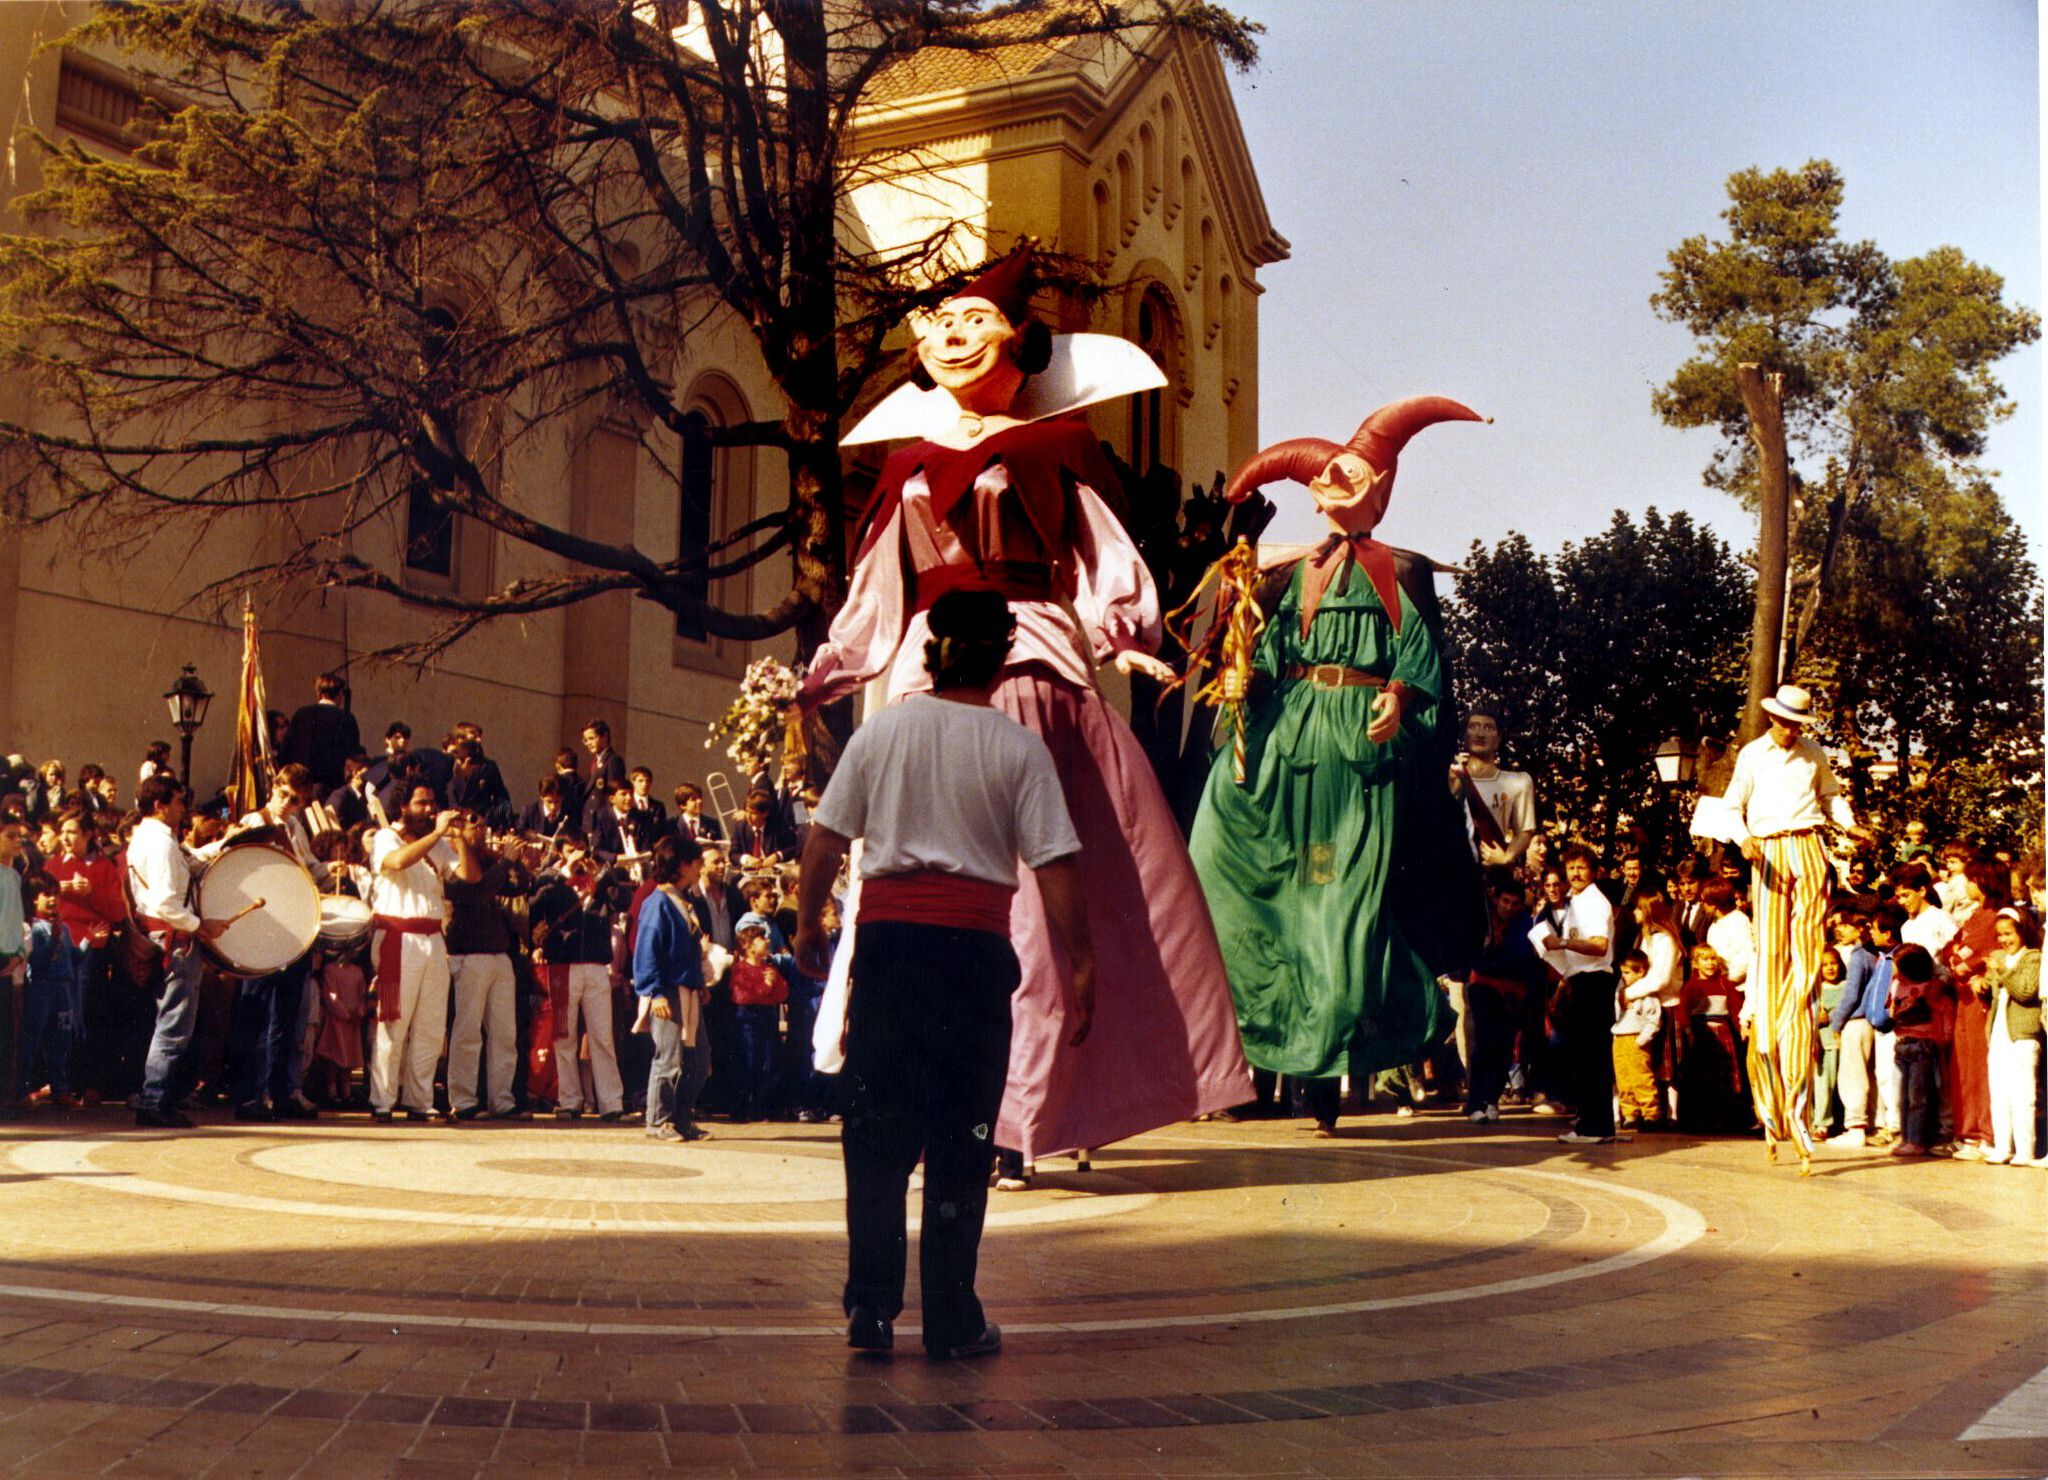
[947,249,1035,325]
[1225,395,1487,503]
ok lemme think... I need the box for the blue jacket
[26,917,75,992]
[1830,945,1894,1033]
[631,889,704,1008]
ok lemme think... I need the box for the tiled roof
[863,11,1107,104]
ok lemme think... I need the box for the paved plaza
[0,1108,2044,1477]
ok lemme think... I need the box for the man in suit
[582,720,627,796]
[628,767,668,836]
[449,739,512,827]
[280,673,361,792]
[326,751,382,831]
[673,782,724,845]
[587,782,649,865]
[519,776,574,844]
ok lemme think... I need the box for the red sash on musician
[862,870,1017,936]
[372,915,443,1021]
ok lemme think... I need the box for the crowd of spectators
[0,677,832,1136]
[2,677,2042,1174]
[1235,806,2047,1167]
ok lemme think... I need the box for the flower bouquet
[706,656,806,775]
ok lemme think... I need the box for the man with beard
[366,786,478,1121]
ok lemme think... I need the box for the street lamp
[163,663,213,788]
[1652,735,1697,788]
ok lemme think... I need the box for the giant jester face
[1307,450,1391,534]
[914,296,1025,409]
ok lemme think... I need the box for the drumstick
[215,897,267,928]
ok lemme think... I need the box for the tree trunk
[1736,365,1790,746]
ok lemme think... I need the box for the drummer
[366,785,479,1122]
[223,764,331,1123]
[130,776,232,1130]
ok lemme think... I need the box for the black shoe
[598,1109,624,1123]
[847,1308,893,1353]
[135,1107,194,1129]
[274,1101,318,1122]
[452,1105,484,1121]
[555,1108,582,1120]
[929,1322,1001,1361]
[370,1108,395,1123]
[404,1109,436,1122]
[233,1103,274,1123]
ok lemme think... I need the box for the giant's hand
[1065,954,1097,1047]
[1366,688,1401,744]
[1112,649,1176,684]
[794,922,832,980]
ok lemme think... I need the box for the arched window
[674,374,754,652]
[1093,180,1114,263]
[1129,286,1179,476]
[404,305,461,580]
[676,409,715,643]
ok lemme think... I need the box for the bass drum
[197,840,321,978]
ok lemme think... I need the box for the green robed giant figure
[1188,396,1488,1132]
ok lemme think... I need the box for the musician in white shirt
[366,785,478,1121]
[129,776,230,1128]
[224,765,329,1122]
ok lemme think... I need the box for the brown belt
[1284,664,1387,689]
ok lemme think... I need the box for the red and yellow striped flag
[225,598,272,816]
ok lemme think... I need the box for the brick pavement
[0,1108,2044,1475]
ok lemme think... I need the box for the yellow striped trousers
[1746,829,1829,1155]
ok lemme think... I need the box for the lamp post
[1652,735,1698,789]
[163,663,213,790]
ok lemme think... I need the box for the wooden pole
[1736,364,1790,746]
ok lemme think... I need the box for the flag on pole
[226,597,272,816]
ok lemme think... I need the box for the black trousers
[228,955,310,1110]
[1563,970,1617,1137]
[841,921,1018,1354]
[1463,982,1514,1113]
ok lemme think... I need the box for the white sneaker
[1484,1104,1500,1123]
[1833,1129,1867,1149]
[1982,1150,2013,1165]
[1467,1108,1489,1124]
[1556,1131,1614,1146]
[1531,1099,1563,1117]
[1396,1105,1416,1119]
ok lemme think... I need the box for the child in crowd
[1811,947,1849,1141]
[727,913,791,1122]
[19,876,77,1106]
[1886,944,1949,1157]
[307,949,368,1106]
[1611,949,1664,1131]
[1983,908,2042,1166]
[1677,944,1747,1134]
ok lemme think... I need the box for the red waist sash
[373,915,444,1022]
[912,560,1054,613]
[862,871,1016,936]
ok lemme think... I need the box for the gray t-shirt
[813,695,1080,887]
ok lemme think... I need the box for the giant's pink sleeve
[1065,480,1161,661]
[798,502,908,712]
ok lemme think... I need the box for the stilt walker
[1724,683,1874,1173]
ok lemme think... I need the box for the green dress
[1188,558,1453,1080]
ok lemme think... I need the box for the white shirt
[1707,910,1755,987]
[1724,732,1856,842]
[1901,904,1958,959]
[367,827,456,921]
[1528,884,1615,978]
[1627,929,1685,1007]
[813,695,1080,887]
[1464,767,1536,858]
[127,815,201,933]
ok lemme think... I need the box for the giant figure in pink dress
[799,251,1249,1159]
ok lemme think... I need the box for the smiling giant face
[1308,450,1392,535]
[915,295,1026,413]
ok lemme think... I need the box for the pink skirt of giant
[992,666,1249,1158]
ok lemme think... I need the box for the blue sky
[1225,0,2042,570]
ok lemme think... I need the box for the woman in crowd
[1982,907,2041,1167]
